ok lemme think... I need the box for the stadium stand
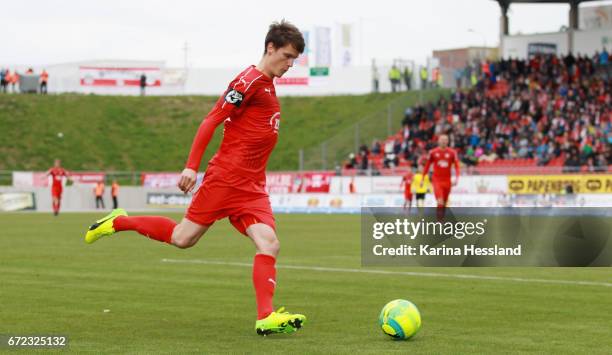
[345,52,611,175]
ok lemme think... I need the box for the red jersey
[186,66,279,185]
[47,167,68,188]
[422,147,460,183]
[401,172,414,192]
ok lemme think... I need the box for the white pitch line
[161,259,612,288]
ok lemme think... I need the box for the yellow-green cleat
[255,307,306,336]
[84,208,128,244]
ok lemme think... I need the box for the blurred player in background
[45,159,69,216]
[411,164,430,210]
[421,134,460,219]
[399,168,414,211]
[84,20,306,336]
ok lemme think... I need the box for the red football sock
[113,216,176,244]
[253,254,276,320]
[436,204,446,221]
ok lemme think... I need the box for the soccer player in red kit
[84,21,306,336]
[421,134,460,219]
[46,159,69,216]
[399,168,414,211]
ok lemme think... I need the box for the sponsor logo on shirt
[225,89,244,107]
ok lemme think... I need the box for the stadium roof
[493,0,606,54]
[493,0,602,38]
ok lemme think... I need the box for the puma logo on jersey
[264,88,272,95]
[237,77,248,88]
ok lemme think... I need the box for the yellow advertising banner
[507,175,612,194]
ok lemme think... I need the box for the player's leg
[243,222,306,335]
[438,183,452,219]
[53,192,62,215]
[432,182,446,220]
[236,217,279,320]
[246,222,280,257]
[112,214,201,247]
[442,185,452,207]
[168,218,209,248]
[85,173,221,245]
[246,222,279,319]
[85,209,209,246]
[416,193,426,212]
[432,182,444,206]
[51,186,61,215]
[229,209,305,335]
[52,196,58,216]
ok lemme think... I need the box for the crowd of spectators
[348,50,611,173]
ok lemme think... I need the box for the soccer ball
[378,299,421,340]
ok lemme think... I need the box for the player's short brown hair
[264,20,305,55]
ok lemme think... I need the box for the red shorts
[185,165,275,236]
[51,185,63,198]
[432,180,452,203]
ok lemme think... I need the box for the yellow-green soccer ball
[378,299,421,340]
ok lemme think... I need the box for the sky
[5,0,612,68]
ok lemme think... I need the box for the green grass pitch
[1,213,611,353]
